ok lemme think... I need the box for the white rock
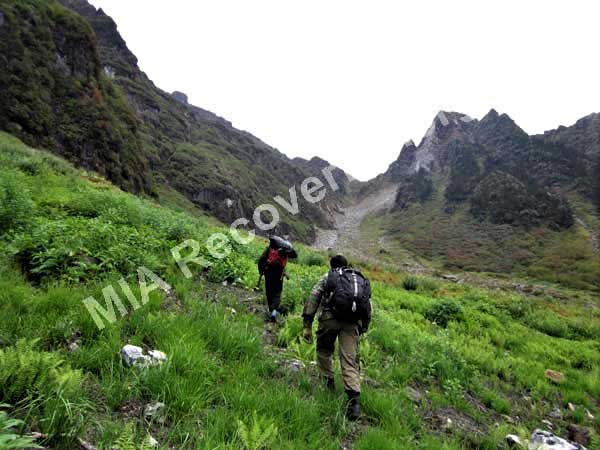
[121,345,167,368]
[585,409,594,420]
[148,350,167,363]
[528,429,586,450]
[568,403,576,412]
[121,345,145,367]
[506,434,524,447]
[67,341,80,352]
[144,402,165,418]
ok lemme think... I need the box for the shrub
[403,276,418,291]
[529,313,569,338]
[302,254,326,267]
[0,173,33,235]
[417,277,440,294]
[425,299,464,327]
[12,217,164,283]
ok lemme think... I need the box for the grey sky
[89,0,600,180]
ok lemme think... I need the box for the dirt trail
[312,191,594,301]
[313,185,399,257]
[575,216,600,254]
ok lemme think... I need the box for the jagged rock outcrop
[371,108,596,229]
[171,91,189,104]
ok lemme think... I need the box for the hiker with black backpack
[257,236,297,322]
[302,255,372,421]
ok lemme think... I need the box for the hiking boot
[346,393,361,421]
[268,309,278,323]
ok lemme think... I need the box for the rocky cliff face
[0,0,151,193]
[372,109,600,229]
[58,0,341,241]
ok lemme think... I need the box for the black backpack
[326,268,371,322]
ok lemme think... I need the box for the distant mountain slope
[0,0,349,241]
[356,110,600,289]
[371,109,600,229]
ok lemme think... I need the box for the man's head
[330,254,348,269]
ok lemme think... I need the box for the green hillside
[1,133,599,449]
[0,0,337,243]
[362,176,600,292]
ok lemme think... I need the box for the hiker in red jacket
[258,236,297,322]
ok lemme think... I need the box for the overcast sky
[89,0,600,181]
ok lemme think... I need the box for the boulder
[529,429,587,450]
[442,274,459,282]
[121,344,145,367]
[121,345,167,368]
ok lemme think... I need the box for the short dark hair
[330,255,348,269]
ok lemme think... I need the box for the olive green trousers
[316,317,361,393]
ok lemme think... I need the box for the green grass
[0,133,599,448]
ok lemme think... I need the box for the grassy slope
[362,173,600,292]
[0,132,599,449]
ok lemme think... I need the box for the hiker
[302,255,372,421]
[257,236,297,322]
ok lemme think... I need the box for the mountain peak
[483,108,500,120]
[478,109,525,138]
[424,111,476,139]
[402,140,416,150]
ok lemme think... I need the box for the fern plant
[237,411,278,450]
[112,424,156,450]
[113,424,136,450]
[0,405,42,449]
[0,340,86,440]
[0,340,82,405]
